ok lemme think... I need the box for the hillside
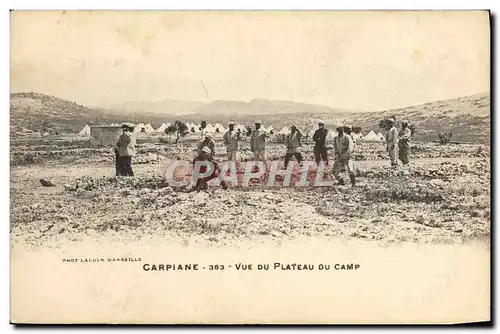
[348,93,490,143]
[182,94,491,143]
[9,93,359,136]
[10,92,490,143]
[10,93,102,136]
[10,93,177,136]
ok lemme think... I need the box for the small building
[78,124,91,136]
[133,123,146,133]
[90,125,123,148]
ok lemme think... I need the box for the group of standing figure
[195,118,412,189]
[113,117,412,189]
[385,117,412,167]
[197,120,308,168]
[312,121,358,187]
[195,120,359,187]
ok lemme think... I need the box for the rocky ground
[10,139,491,249]
[10,136,490,166]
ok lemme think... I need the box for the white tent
[190,124,200,133]
[133,123,146,133]
[234,124,246,133]
[144,123,155,133]
[377,132,386,141]
[352,133,363,142]
[156,123,168,133]
[278,126,291,135]
[363,130,380,141]
[266,126,275,134]
[214,123,225,134]
[204,123,215,133]
[78,124,91,136]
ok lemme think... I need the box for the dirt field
[10,137,491,249]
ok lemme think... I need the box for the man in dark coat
[398,120,412,165]
[115,124,136,176]
[312,120,329,167]
[192,146,228,191]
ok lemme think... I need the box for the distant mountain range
[10,92,490,143]
[103,100,206,116]
[101,97,357,117]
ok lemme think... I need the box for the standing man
[116,124,136,176]
[332,124,356,187]
[223,121,240,161]
[284,125,303,169]
[344,125,356,153]
[386,117,399,167]
[313,120,329,167]
[398,120,412,166]
[197,134,215,157]
[250,120,267,161]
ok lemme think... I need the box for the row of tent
[78,123,387,142]
[78,122,172,136]
[78,122,272,135]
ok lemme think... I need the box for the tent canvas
[204,123,215,133]
[133,123,146,133]
[234,124,247,133]
[190,124,200,133]
[156,123,168,132]
[214,123,225,134]
[79,124,91,136]
[144,124,155,133]
[278,126,290,135]
[351,133,358,140]
[377,132,385,141]
[363,130,380,141]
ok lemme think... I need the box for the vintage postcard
[10,10,491,324]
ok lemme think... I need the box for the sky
[11,10,490,111]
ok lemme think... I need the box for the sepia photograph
[9,10,491,324]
